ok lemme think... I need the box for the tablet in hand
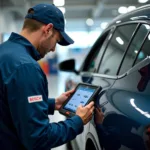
[59,83,101,117]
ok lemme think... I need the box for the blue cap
[25,4,74,46]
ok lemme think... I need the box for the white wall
[0,10,18,33]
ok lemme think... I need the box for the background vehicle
[59,5,150,150]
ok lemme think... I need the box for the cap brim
[58,31,74,46]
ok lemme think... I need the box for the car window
[86,50,100,72]
[135,32,150,64]
[119,24,150,75]
[82,31,110,72]
[98,24,137,76]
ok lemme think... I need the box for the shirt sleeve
[6,63,83,150]
[48,98,55,115]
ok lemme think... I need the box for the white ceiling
[0,0,150,31]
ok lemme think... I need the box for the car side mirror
[58,59,79,74]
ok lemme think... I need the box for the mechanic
[0,4,94,150]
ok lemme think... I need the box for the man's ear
[42,23,54,35]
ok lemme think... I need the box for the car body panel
[59,4,150,150]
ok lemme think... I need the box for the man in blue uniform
[0,4,94,150]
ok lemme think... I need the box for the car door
[68,29,113,150]
[85,23,139,150]
[93,23,150,150]
[66,23,139,150]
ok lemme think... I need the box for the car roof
[107,4,150,29]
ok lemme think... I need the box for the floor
[47,74,68,150]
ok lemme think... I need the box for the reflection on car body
[59,4,150,150]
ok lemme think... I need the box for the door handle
[99,101,108,108]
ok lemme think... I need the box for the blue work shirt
[0,32,83,150]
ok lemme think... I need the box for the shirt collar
[8,32,41,61]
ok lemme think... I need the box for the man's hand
[76,101,94,125]
[55,89,75,110]
[94,107,104,124]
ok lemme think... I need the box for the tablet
[59,83,101,117]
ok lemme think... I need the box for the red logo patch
[28,95,43,103]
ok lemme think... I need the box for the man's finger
[90,106,95,112]
[64,89,75,95]
[86,106,94,116]
[96,107,103,115]
[95,108,98,113]
[76,104,83,110]
[95,106,102,113]
[86,101,94,108]
[96,107,100,112]
[87,114,93,121]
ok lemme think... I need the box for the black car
[59,4,150,150]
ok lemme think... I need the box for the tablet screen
[63,85,96,112]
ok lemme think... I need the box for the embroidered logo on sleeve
[28,95,43,103]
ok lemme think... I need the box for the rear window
[119,24,150,75]
[135,32,150,64]
[98,24,137,76]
